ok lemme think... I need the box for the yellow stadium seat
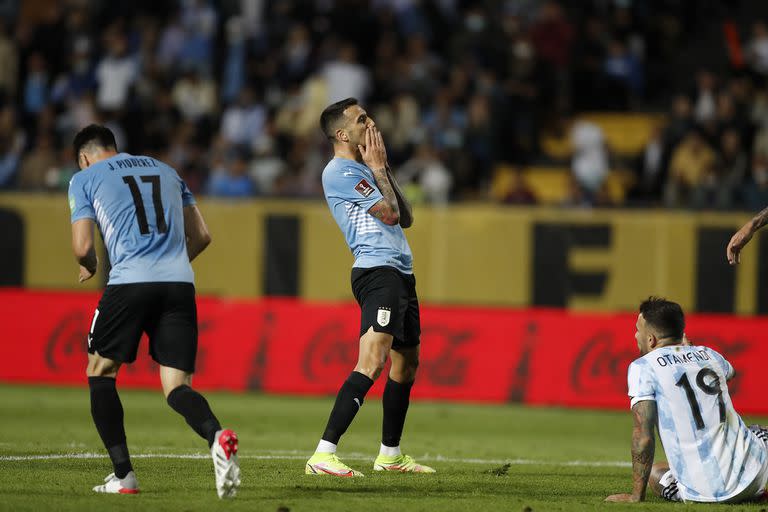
[540,113,663,160]
[491,165,635,205]
[580,113,662,156]
[540,134,572,160]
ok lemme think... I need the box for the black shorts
[88,282,198,373]
[351,266,420,349]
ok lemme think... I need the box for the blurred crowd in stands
[1,0,768,209]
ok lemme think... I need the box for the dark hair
[73,124,117,161]
[639,297,685,339]
[319,97,358,141]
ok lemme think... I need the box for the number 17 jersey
[628,345,767,502]
[68,153,195,285]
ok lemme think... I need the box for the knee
[390,353,419,383]
[160,366,193,398]
[356,357,387,381]
[86,359,118,378]
[405,366,418,383]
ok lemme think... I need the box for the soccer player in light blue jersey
[606,297,768,504]
[68,125,240,498]
[305,98,435,477]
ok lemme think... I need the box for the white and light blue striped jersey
[68,153,195,285]
[628,345,767,502]
[321,157,413,273]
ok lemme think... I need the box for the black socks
[89,378,222,479]
[167,385,222,447]
[321,371,374,444]
[88,376,133,478]
[382,378,413,447]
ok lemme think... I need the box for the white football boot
[92,471,139,494]
[211,429,240,498]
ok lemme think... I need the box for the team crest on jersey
[355,179,374,198]
[377,307,391,327]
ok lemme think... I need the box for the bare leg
[354,327,394,380]
[86,352,121,378]
[389,344,419,384]
[160,365,193,398]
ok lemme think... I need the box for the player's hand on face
[358,126,387,170]
[374,126,388,163]
[78,265,95,283]
[726,223,753,265]
[604,493,641,503]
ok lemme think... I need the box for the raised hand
[726,222,754,265]
[358,126,387,171]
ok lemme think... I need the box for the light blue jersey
[68,153,195,285]
[628,345,768,502]
[321,157,413,273]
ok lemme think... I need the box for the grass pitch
[0,384,766,511]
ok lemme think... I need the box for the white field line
[0,450,631,468]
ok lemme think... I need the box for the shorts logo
[355,179,375,198]
[377,307,391,327]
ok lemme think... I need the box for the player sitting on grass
[606,297,768,504]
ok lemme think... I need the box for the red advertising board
[0,289,766,413]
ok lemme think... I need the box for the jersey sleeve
[181,179,196,207]
[707,348,735,380]
[326,165,384,211]
[68,173,95,223]
[628,359,655,408]
[166,163,196,206]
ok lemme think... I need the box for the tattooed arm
[751,205,768,231]
[630,401,657,500]
[386,165,413,228]
[368,167,400,225]
[727,205,768,265]
[359,126,400,225]
[605,400,657,503]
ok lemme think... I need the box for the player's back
[629,345,767,502]
[69,153,194,285]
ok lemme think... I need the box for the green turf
[0,384,766,511]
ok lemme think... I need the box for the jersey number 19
[676,368,726,430]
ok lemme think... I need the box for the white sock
[379,443,401,457]
[316,440,337,454]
